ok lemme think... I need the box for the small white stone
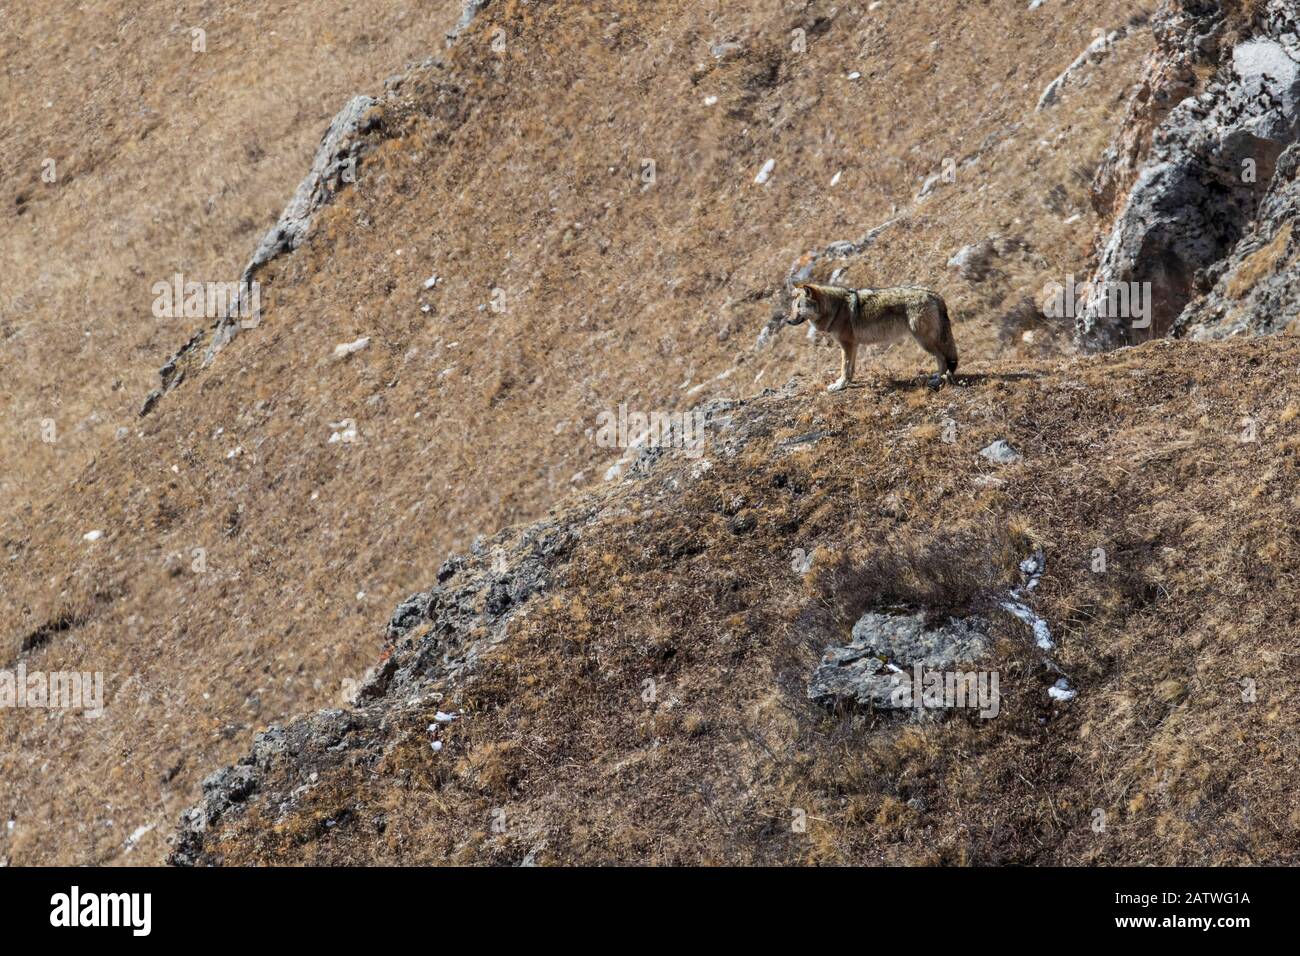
[83,530,103,542]
[979,440,1022,465]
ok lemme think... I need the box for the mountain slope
[175,336,1300,865]
[1,0,1152,865]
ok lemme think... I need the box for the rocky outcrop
[170,708,372,867]
[808,610,992,711]
[169,512,585,865]
[167,391,753,865]
[140,0,498,417]
[1036,23,1133,112]
[245,97,379,280]
[139,94,391,415]
[1090,4,1221,223]
[1177,138,1300,337]
[1077,0,1300,351]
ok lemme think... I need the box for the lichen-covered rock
[140,94,389,414]
[448,0,493,43]
[808,610,991,711]
[1078,0,1300,351]
[167,514,589,864]
[168,390,769,865]
[1177,143,1300,337]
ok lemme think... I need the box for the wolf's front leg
[828,342,856,392]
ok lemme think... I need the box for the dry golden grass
[1,0,1161,865]
[1225,221,1295,298]
[191,336,1300,866]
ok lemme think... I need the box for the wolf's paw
[827,379,848,392]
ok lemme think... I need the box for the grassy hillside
[180,337,1300,865]
[1,0,1171,865]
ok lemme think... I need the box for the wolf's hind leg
[923,348,949,390]
[934,350,949,379]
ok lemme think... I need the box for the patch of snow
[333,336,371,359]
[123,823,155,853]
[327,419,359,444]
[1048,677,1077,701]
[1002,549,1053,650]
[1002,599,1055,651]
[83,530,103,542]
[754,158,776,185]
[1019,550,1045,588]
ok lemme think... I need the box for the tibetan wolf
[788,283,959,390]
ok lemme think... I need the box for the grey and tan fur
[787,283,959,390]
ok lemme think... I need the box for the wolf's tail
[939,300,959,373]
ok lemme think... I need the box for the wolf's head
[787,284,822,326]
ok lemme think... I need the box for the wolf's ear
[799,284,823,304]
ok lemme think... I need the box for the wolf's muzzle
[786,314,806,326]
